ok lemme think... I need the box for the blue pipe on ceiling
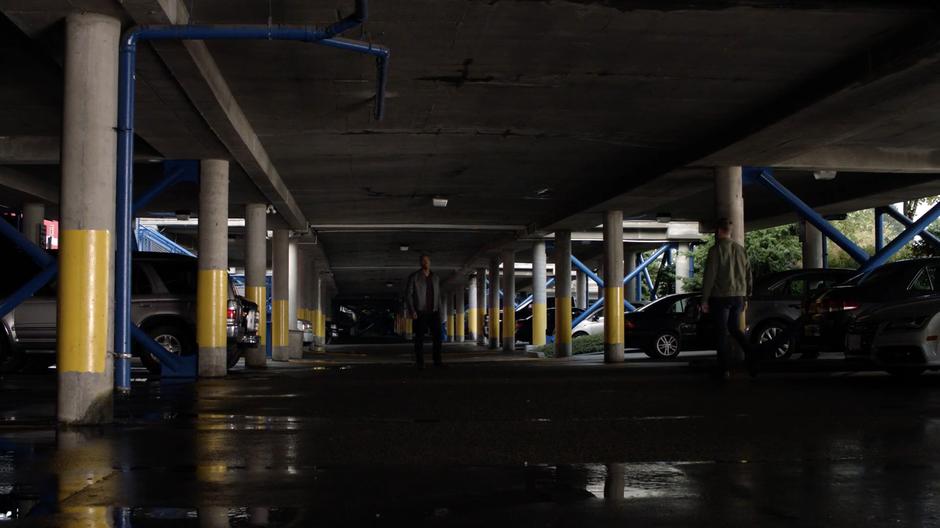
[114,2,389,391]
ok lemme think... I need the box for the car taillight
[227,300,236,322]
[810,299,860,313]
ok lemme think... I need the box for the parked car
[620,269,855,360]
[799,258,940,357]
[515,306,584,344]
[623,293,709,359]
[747,268,855,358]
[299,319,314,348]
[0,251,258,374]
[845,297,940,376]
[572,310,604,338]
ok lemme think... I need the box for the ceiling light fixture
[814,170,837,181]
[432,196,448,208]
[399,244,409,252]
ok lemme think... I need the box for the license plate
[804,324,821,337]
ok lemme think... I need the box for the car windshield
[638,295,687,313]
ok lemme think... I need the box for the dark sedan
[623,294,710,359]
[799,258,940,356]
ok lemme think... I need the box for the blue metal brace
[0,219,57,318]
[879,205,940,251]
[859,201,940,274]
[747,168,869,264]
[515,277,555,311]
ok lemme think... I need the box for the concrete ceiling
[1,1,940,301]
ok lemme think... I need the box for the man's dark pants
[413,311,442,367]
[709,296,750,373]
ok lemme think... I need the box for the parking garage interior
[1,1,940,526]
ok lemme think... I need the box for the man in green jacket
[702,218,754,379]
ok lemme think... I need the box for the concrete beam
[0,135,161,165]
[120,0,307,230]
[771,146,940,174]
[0,166,58,203]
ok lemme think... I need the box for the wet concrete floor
[1,342,939,526]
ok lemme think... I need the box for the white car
[572,312,604,338]
[846,297,940,376]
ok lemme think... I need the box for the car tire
[645,331,681,360]
[751,320,794,360]
[573,331,588,338]
[140,323,195,375]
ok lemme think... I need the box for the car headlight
[884,316,930,331]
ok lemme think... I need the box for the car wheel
[886,366,925,378]
[140,324,194,375]
[645,331,681,360]
[572,331,588,338]
[752,321,793,360]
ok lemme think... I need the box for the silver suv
[0,252,258,374]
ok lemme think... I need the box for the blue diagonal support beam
[860,202,940,274]
[748,167,869,264]
[515,277,555,311]
[571,255,604,287]
[880,205,940,251]
[573,297,604,328]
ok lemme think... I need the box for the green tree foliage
[683,224,802,292]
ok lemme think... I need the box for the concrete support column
[321,288,330,344]
[271,230,290,361]
[57,12,120,424]
[802,218,823,269]
[675,243,691,294]
[531,241,548,346]
[604,211,625,363]
[244,204,267,368]
[455,287,465,342]
[312,271,322,348]
[442,290,452,342]
[22,202,45,247]
[624,251,638,303]
[475,269,486,346]
[502,250,516,352]
[287,240,303,359]
[715,166,745,244]
[196,159,230,377]
[488,259,500,349]
[554,230,573,358]
[575,271,588,310]
[715,166,746,361]
[467,277,478,342]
